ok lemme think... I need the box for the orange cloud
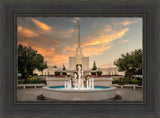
[23,26,128,66]
[121,21,132,26]
[84,28,129,46]
[18,44,69,66]
[121,20,138,26]
[31,18,51,31]
[18,26,38,38]
[83,45,111,56]
[17,19,131,68]
[35,47,69,67]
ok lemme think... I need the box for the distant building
[33,66,57,76]
[99,67,125,76]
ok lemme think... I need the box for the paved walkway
[17,88,143,101]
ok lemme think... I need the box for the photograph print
[17,17,143,101]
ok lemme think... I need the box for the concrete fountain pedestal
[43,86,116,101]
[43,65,117,101]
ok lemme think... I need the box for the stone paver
[17,88,143,101]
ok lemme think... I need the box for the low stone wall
[113,84,142,90]
[18,84,45,89]
[46,77,113,87]
[46,77,68,86]
[94,77,113,87]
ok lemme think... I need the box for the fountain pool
[49,86,109,90]
[43,65,117,101]
[43,85,116,101]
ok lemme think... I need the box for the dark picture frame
[1,0,160,117]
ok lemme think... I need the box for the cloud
[83,27,130,46]
[18,25,75,67]
[17,40,69,67]
[31,47,70,67]
[18,26,39,38]
[18,24,129,67]
[17,17,132,68]
[55,29,76,38]
[121,20,138,26]
[83,45,111,56]
[77,25,130,57]
[121,21,132,26]
[72,17,80,24]
[31,18,51,31]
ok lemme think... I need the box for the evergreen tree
[91,61,97,75]
[62,64,67,75]
[92,61,97,70]
[62,64,66,70]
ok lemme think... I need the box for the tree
[62,64,67,75]
[18,44,47,79]
[97,71,102,76]
[114,49,142,79]
[62,64,66,70]
[92,61,97,70]
[91,61,97,75]
[54,71,61,75]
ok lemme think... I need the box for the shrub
[112,80,119,84]
[118,78,125,85]
[62,72,67,75]
[18,76,46,84]
[33,73,38,76]
[118,77,133,85]
[55,71,61,75]
[132,78,142,86]
[115,77,142,85]
[91,72,96,75]
[97,71,102,76]
[18,79,25,84]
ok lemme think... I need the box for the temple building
[69,25,89,70]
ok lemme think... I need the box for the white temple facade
[69,24,89,70]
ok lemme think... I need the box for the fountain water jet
[65,65,94,90]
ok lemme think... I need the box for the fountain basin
[43,86,117,101]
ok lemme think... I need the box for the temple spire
[78,24,80,47]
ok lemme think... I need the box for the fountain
[43,65,117,101]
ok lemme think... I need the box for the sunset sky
[17,17,142,69]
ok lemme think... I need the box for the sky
[17,17,142,69]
